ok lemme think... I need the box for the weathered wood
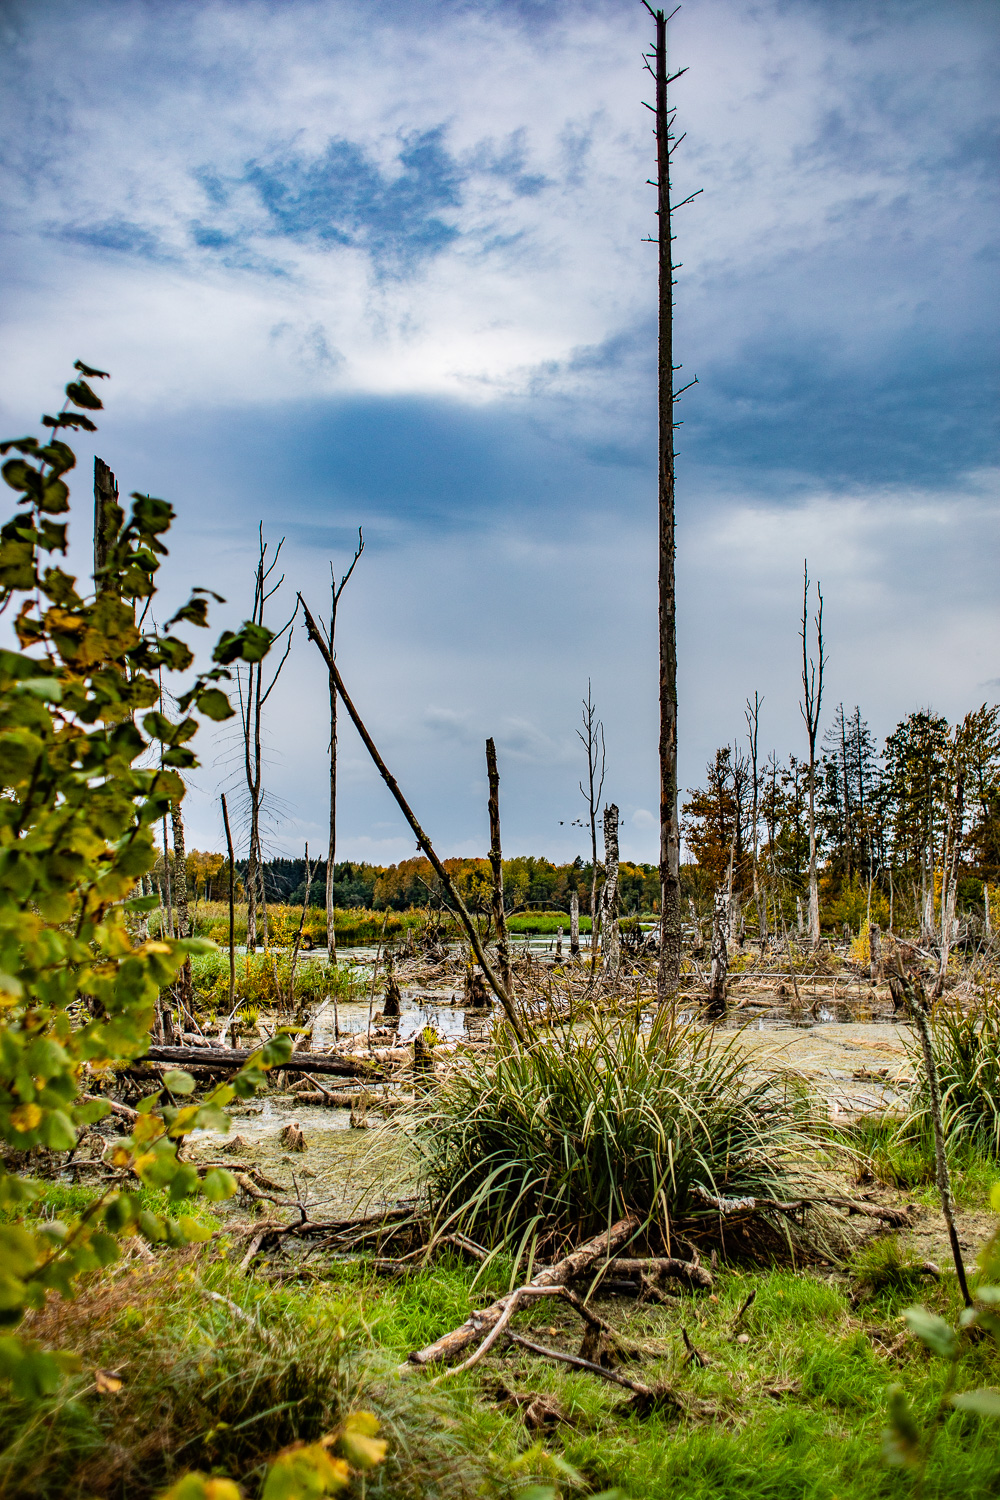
[140,1044,388,1078]
[600,804,621,980]
[406,1214,639,1368]
[570,891,580,957]
[220,793,236,1024]
[707,889,728,1015]
[601,1256,713,1289]
[93,457,119,590]
[646,6,683,998]
[486,737,514,999]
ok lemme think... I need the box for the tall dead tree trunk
[799,561,826,948]
[170,800,194,1023]
[570,891,580,958]
[486,737,514,1000]
[644,4,689,1000]
[578,681,606,974]
[93,458,121,591]
[321,529,364,965]
[746,692,765,943]
[600,804,621,980]
[238,526,294,950]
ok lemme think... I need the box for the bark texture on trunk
[93,458,120,590]
[486,737,514,1000]
[600,804,620,980]
[570,891,580,957]
[708,888,728,1016]
[650,8,682,999]
[869,922,881,984]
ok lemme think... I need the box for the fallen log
[691,1183,911,1228]
[600,1256,713,1290]
[140,1045,388,1080]
[406,1214,639,1369]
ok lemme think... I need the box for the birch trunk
[708,888,728,1016]
[570,891,580,957]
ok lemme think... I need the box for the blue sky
[1,0,997,865]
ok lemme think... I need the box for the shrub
[419,1013,816,1270]
[911,994,1000,1158]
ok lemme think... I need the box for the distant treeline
[171,853,659,916]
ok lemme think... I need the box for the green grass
[188,949,364,1016]
[4,1230,1000,1500]
[506,912,592,935]
[838,1115,999,1210]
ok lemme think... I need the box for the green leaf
[259,1034,294,1069]
[213,621,273,665]
[161,1069,196,1096]
[73,359,109,380]
[882,1385,922,1468]
[951,1388,1000,1417]
[202,1169,237,1202]
[904,1306,959,1359]
[64,380,104,411]
[195,687,233,721]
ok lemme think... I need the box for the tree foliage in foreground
[0,365,291,1398]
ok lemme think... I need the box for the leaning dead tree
[314,529,364,964]
[799,561,826,948]
[238,527,294,949]
[298,595,527,1044]
[643,3,695,998]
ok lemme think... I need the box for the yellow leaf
[10,1103,42,1133]
[142,942,173,954]
[112,1146,132,1167]
[94,1367,123,1394]
[340,1412,387,1470]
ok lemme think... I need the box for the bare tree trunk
[799,562,826,948]
[161,814,173,939]
[986,884,993,939]
[600,804,620,981]
[578,681,605,976]
[869,922,881,984]
[221,793,236,1021]
[288,843,312,1003]
[486,737,514,1000]
[708,888,728,1016]
[570,891,580,957]
[170,800,194,1023]
[93,458,120,591]
[239,526,294,951]
[746,692,765,942]
[646,5,684,1000]
[324,530,364,965]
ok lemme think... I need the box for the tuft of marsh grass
[419,1013,824,1271]
[909,993,1000,1158]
